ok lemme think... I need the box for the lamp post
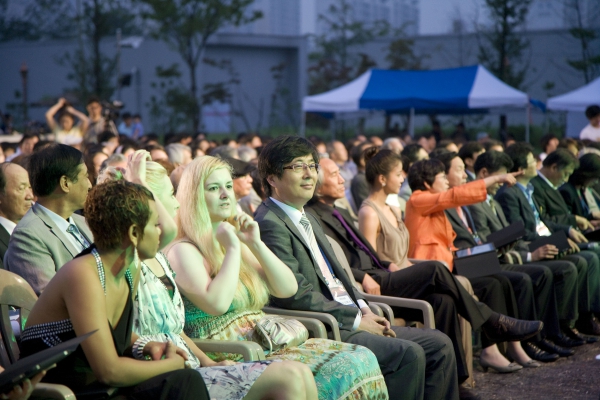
[20,62,28,126]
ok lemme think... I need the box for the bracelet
[132,337,152,360]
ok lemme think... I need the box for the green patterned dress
[183,285,388,400]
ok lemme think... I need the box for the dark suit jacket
[0,224,10,269]
[469,200,530,260]
[255,198,365,332]
[494,183,570,242]
[445,208,478,249]
[530,175,577,227]
[350,172,369,211]
[305,200,391,284]
[558,182,592,220]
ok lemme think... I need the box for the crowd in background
[0,100,600,400]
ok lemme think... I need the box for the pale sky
[419,0,486,35]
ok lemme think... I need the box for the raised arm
[58,260,186,387]
[410,180,488,216]
[125,151,177,249]
[65,105,90,133]
[167,224,241,316]
[234,213,298,298]
[45,98,65,131]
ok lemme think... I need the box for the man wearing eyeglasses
[255,135,460,400]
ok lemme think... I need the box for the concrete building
[0,34,307,134]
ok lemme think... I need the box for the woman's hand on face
[233,213,261,246]
[125,150,151,187]
[216,221,241,250]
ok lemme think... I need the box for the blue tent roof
[303,65,530,116]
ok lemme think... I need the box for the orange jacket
[405,180,487,271]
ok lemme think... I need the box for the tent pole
[525,103,530,143]
[409,108,415,138]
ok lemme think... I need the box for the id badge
[330,285,354,306]
[536,222,552,237]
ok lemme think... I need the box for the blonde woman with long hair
[165,156,388,400]
[99,152,318,400]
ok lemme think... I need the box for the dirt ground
[470,341,600,399]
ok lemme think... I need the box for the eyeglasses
[282,163,320,173]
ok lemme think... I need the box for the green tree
[137,0,262,133]
[565,0,600,83]
[309,0,388,95]
[477,0,532,88]
[0,0,75,41]
[386,28,428,70]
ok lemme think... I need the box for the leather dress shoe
[482,313,543,343]
[575,316,600,336]
[536,338,574,357]
[564,326,599,344]
[551,332,585,347]
[522,341,559,362]
[459,385,481,400]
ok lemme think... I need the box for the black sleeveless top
[19,246,134,391]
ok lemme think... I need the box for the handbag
[252,315,309,352]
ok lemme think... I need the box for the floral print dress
[133,252,276,400]
[183,285,389,400]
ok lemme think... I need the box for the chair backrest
[0,269,38,363]
[325,235,363,292]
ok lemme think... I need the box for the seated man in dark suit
[0,163,34,268]
[469,151,583,355]
[255,136,542,400]
[306,157,543,385]
[531,149,600,336]
[4,144,93,294]
[432,150,563,364]
[495,143,600,340]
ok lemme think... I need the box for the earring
[133,247,139,270]
[382,182,386,187]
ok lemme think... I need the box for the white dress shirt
[36,204,87,253]
[0,216,16,235]
[270,197,367,330]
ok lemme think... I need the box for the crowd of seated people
[2,102,600,400]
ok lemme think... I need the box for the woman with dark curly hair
[19,180,209,399]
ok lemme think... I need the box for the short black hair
[429,147,451,159]
[0,163,8,194]
[474,151,514,175]
[505,142,534,172]
[87,96,101,106]
[585,105,600,120]
[483,139,503,152]
[542,148,580,170]
[569,153,600,186]
[258,135,319,197]
[540,134,558,153]
[408,159,445,192]
[19,133,39,146]
[28,143,84,197]
[401,144,424,165]
[122,112,132,120]
[431,151,459,174]
[350,142,368,166]
[98,130,118,144]
[458,141,484,162]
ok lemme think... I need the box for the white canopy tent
[547,77,600,137]
[302,65,532,140]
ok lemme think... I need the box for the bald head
[0,163,34,223]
